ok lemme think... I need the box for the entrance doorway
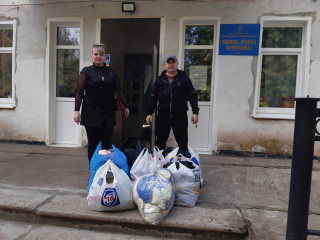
[100,18,160,148]
[47,20,82,147]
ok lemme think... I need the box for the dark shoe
[177,149,191,158]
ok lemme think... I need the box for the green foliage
[185,25,214,46]
[0,53,12,98]
[56,27,80,98]
[262,27,302,48]
[57,27,80,46]
[0,29,13,47]
[56,49,79,97]
[184,49,212,102]
[184,25,214,102]
[260,55,297,108]
[259,27,301,108]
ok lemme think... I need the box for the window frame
[180,19,216,104]
[251,16,312,119]
[0,20,16,109]
[54,23,81,100]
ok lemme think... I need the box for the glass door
[182,23,215,151]
[54,25,81,145]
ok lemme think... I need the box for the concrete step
[0,187,248,240]
[0,218,241,240]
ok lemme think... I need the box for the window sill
[0,99,16,109]
[250,109,295,120]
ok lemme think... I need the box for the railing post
[286,98,319,240]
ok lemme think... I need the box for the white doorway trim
[96,18,101,43]
[46,17,83,147]
[178,16,220,153]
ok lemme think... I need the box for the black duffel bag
[120,138,147,170]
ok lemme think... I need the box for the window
[56,26,80,98]
[252,17,311,119]
[0,21,16,108]
[182,22,215,102]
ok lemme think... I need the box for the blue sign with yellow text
[219,24,260,56]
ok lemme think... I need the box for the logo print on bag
[101,188,120,207]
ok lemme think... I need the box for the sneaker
[177,149,191,158]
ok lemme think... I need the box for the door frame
[178,16,221,153]
[96,17,165,148]
[46,18,83,147]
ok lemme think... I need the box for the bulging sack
[88,143,129,191]
[87,160,135,211]
[165,146,204,187]
[165,158,201,207]
[132,169,175,225]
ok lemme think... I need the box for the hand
[146,115,152,125]
[191,114,198,124]
[124,108,130,119]
[73,111,80,124]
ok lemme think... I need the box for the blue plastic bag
[87,142,129,191]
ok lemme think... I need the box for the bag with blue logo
[88,142,129,191]
[165,146,203,187]
[132,168,175,225]
[87,160,136,211]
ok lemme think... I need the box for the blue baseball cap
[164,54,178,62]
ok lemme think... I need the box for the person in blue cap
[145,54,199,156]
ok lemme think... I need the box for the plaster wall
[0,0,319,155]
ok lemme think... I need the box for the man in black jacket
[146,54,199,155]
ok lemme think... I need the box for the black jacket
[75,64,125,128]
[146,69,199,115]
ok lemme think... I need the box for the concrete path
[1,142,320,239]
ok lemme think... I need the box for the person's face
[92,48,106,66]
[164,59,178,73]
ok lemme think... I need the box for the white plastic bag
[164,147,179,162]
[165,158,201,207]
[87,160,135,211]
[130,148,151,181]
[149,146,169,173]
[132,169,175,225]
[165,146,204,187]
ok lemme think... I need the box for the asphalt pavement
[1,142,320,239]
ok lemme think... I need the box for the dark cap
[164,54,178,62]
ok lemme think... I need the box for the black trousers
[155,111,188,152]
[85,122,113,164]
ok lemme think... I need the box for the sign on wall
[189,65,208,90]
[219,24,260,56]
[106,54,110,66]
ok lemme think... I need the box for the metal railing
[286,97,320,240]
